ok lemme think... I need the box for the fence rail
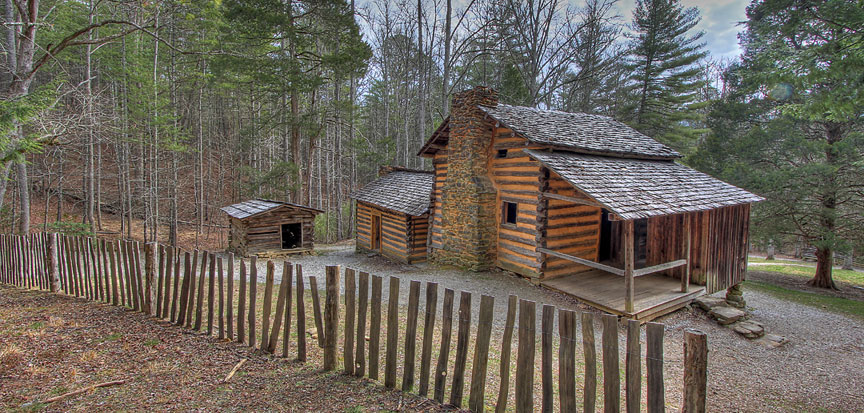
[0,233,709,412]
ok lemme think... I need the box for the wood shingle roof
[526,150,763,220]
[350,169,434,217]
[480,104,681,159]
[221,199,323,220]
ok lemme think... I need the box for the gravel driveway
[216,242,864,412]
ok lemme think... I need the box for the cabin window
[503,201,518,225]
[281,223,302,249]
[496,149,508,158]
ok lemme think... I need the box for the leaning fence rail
[0,232,709,412]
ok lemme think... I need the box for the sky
[616,0,751,60]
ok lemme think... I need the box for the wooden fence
[0,233,709,412]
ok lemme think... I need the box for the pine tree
[624,0,707,153]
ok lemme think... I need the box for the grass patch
[747,262,864,287]
[27,322,45,330]
[744,280,864,320]
[98,332,123,343]
[143,338,160,347]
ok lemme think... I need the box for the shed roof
[481,104,680,159]
[525,150,763,220]
[221,199,323,220]
[350,169,434,216]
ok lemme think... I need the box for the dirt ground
[0,286,439,412]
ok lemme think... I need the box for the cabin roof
[221,199,323,220]
[481,104,680,159]
[350,170,434,217]
[525,150,764,220]
[418,104,681,159]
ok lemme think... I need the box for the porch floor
[541,269,705,321]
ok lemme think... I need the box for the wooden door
[371,215,382,252]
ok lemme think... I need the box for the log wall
[488,128,545,278]
[541,171,602,279]
[356,202,428,264]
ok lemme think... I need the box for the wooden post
[582,312,597,413]
[384,276,400,387]
[682,214,692,293]
[515,299,537,413]
[226,253,234,340]
[260,260,275,351]
[344,268,356,375]
[433,288,455,404]
[309,275,325,347]
[541,304,555,413]
[184,250,198,327]
[207,253,216,335]
[133,242,146,311]
[248,256,258,347]
[161,246,171,318]
[624,219,635,313]
[107,241,119,306]
[402,280,421,392]
[295,264,306,361]
[194,252,208,331]
[355,271,370,377]
[496,295,518,413]
[156,245,165,317]
[602,314,621,413]
[323,265,341,371]
[468,294,495,412]
[268,262,290,354]
[144,242,156,315]
[170,248,181,322]
[281,263,296,358]
[646,323,665,413]
[417,281,437,395]
[559,309,577,413]
[450,291,472,407]
[176,252,192,326]
[626,319,642,413]
[682,329,707,413]
[47,233,59,292]
[238,259,247,343]
[217,256,225,339]
[369,275,383,380]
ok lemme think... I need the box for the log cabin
[222,199,323,257]
[350,167,433,264]
[415,86,763,320]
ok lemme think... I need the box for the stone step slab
[730,320,765,339]
[709,306,745,325]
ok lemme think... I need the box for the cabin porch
[542,269,705,321]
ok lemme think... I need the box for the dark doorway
[371,215,382,251]
[281,223,302,249]
[598,210,614,262]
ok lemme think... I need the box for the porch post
[681,214,692,293]
[624,219,635,313]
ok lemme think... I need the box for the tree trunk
[809,247,837,289]
[17,158,29,234]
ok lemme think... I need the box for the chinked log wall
[356,202,427,264]
[489,128,601,280]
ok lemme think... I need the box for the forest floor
[0,285,440,412]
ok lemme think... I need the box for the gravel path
[217,243,864,412]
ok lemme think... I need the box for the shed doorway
[281,223,302,249]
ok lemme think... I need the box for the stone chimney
[432,86,499,270]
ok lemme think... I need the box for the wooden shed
[416,86,763,320]
[221,199,323,257]
[350,167,434,264]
